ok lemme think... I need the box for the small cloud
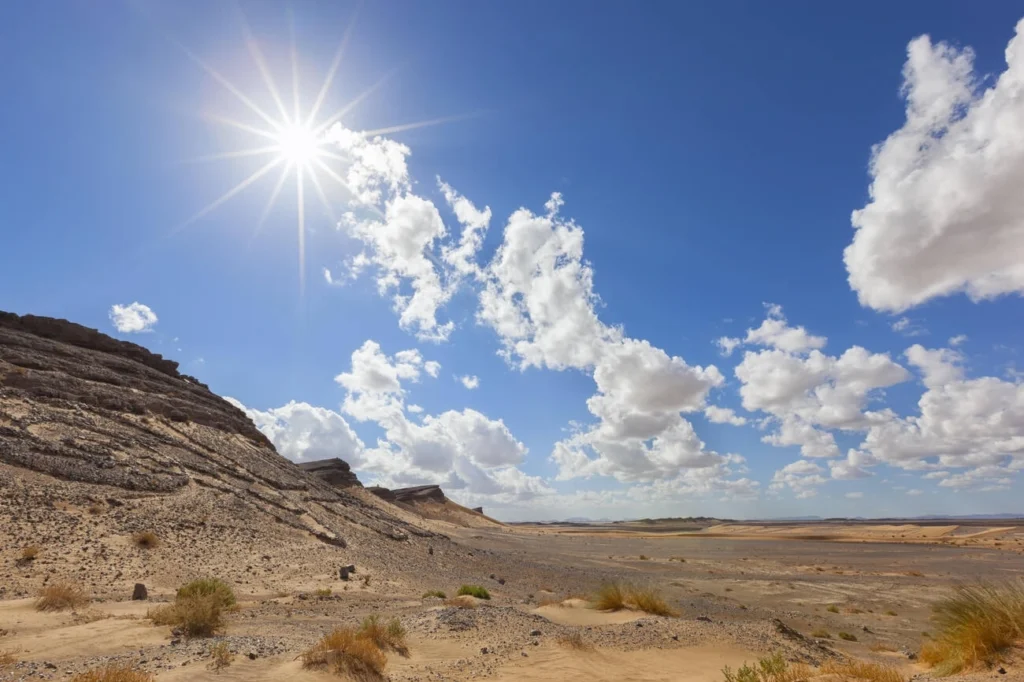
[906,489,923,496]
[948,334,968,347]
[891,316,927,337]
[845,491,864,499]
[407,404,424,414]
[459,375,480,389]
[424,361,441,378]
[715,336,741,357]
[704,405,747,426]
[109,302,158,333]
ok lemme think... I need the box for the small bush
[36,581,89,611]
[314,588,332,597]
[838,631,858,641]
[359,615,408,655]
[884,610,898,616]
[457,585,491,600]
[149,596,223,637]
[920,579,1024,674]
[132,531,159,549]
[207,641,234,671]
[19,545,40,562]
[826,604,840,613]
[557,631,593,651]
[722,653,903,682]
[70,664,155,682]
[810,628,831,639]
[149,578,235,638]
[301,627,387,679]
[88,503,105,515]
[639,555,650,561]
[422,590,446,599]
[176,578,236,608]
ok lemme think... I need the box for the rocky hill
[370,483,502,529]
[0,311,444,599]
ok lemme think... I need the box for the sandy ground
[3,516,1024,681]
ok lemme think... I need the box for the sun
[172,12,462,294]
[275,124,323,165]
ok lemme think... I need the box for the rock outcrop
[392,484,447,504]
[297,458,362,489]
[0,311,434,550]
[367,486,397,503]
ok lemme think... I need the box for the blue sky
[2,2,1023,520]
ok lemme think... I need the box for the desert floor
[3,520,1023,682]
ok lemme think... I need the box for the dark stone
[529,630,542,636]
[696,616,712,623]
[498,578,506,585]
[131,583,148,600]
[297,458,362,489]
[339,564,356,581]
[248,653,257,660]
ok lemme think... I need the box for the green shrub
[422,590,446,599]
[457,585,491,600]
[176,578,236,608]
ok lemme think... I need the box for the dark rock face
[0,311,436,545]
[132,583,148,600]
[392,485,446,504]
[367,486,397,503]
[472,507,483,514]
[297,458,362,488]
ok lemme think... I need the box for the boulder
[472,506,484,514]
[339,564,356,581]
[391,485,446,504]
[132,583,148,600]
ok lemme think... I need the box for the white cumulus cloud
[846,20,1024,311]
[109,302,158,333]
[459,375,480,389]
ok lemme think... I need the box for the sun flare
[173,12,462,294]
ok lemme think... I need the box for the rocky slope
[0,311,447,599]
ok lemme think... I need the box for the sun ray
[312,67,399,138]
[184,145,281,165]
[177,41,283,133]
[173,157,283,234]
[252,162,293,241]
[288,8,301,124]
[307,168,337,225]
[305,8,359,128]
[236,6,292,125]
[202,112,279,142]
[361,112,480,137]
[296,165,306,294]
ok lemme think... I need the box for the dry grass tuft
[19,545,40,562]
[826,604,840,613]
[0,650,17,667]
[359,615,408,655]
[819,660,905,682]
[70,664,155,682]
[314,588,332,597]
[36,581,89,611]
[723,653,905,682]
[920,579,1024,675]
[810,628,831,639]
[591,582,678,616]
[87,503,105,515]
[557,631,593,651]
[207,641,234,672]
[301,627,388,680]
[132,531,159,549]
[445,596,478,609]
[422,590,446,599]
[838,631,858,641]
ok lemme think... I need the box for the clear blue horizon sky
[2,2,1023,520]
